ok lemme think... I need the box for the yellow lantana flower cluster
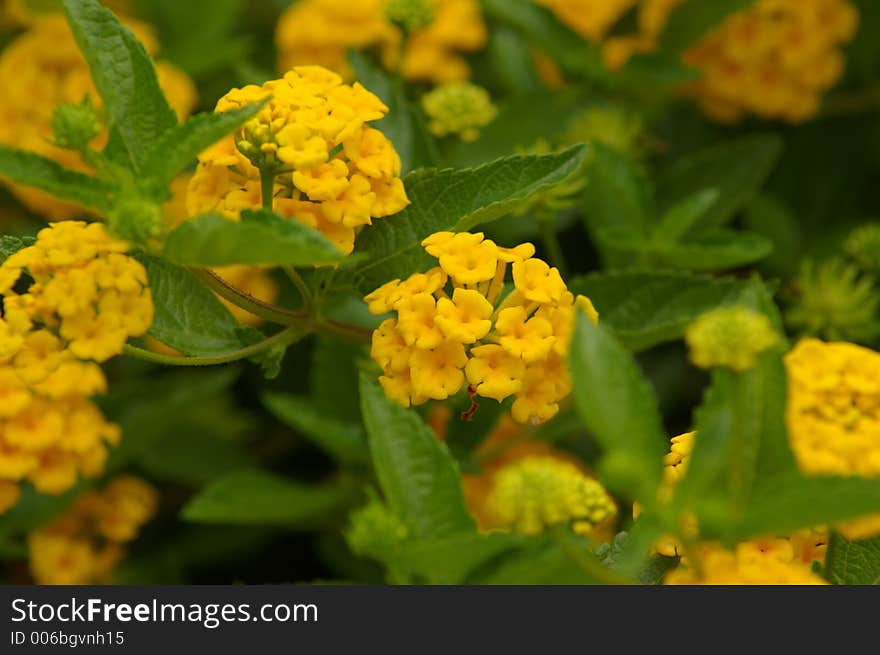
[664,539,827,585]
[366,231,599,424]
[685,305,780,372]
[0,13,197,219]
[275,0,487,84]
[785,338,880,540]
[0,222,153,513]
[187,66,410,255]
[28,476,158,585]
[484,455,616,536]
[603,0,858,123]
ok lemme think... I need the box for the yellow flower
[367,231,598,424]
[665,540,827,585]
[484,455,617,536]
[685,305,780,372]
[0,13,196,219]
[276,0,487,84]
[188,66,409,255]
[28,476,158,585]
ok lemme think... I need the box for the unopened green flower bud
[785,258,880,342]
[51,97,101,151]
[107,197,165,244]
[345,496,408,562]
[686,305,780,372]
[563,105,643,157]
[422,82,497,142]
[844,223,880,273]
[385,0,436,32]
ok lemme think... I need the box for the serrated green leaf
[162,210,347,267]
[732,475,880,539]
[0,147,113,213]
[62,0,177,170]
[826,533,880,585]
[262,392,369,465]
[393,532,523,584]
[140,104,263,192]
[138,254,247,356]
[182,469,356,526]
[359,373,476,539]
[658,134,783,230]
[353,146,587,293]
[660,0,756,52]
[569,314,666,500]
[568,270,747,352]
[0,235,34,264]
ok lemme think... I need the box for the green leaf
[658,134,783,230]
[62,0,177,170]
[0,147,113,213]
[650,228,773,271]
[676,354,792,526]
[262,392,369,466]
[182,470,356,526]
[0,235,34,264]
[569,313,666,500]
[353,146,588,293]
[732,475,880,539]
[568,270,747,352]
[481,0,602,76]
[359,373,476,539]
[472,537,610,584]
[582,143,654,264]
[162,210,347,267]
[140,103,263,192]
[826,533,880,585]
[348,51,436,173]
[660,0,756,52]
[742,193,803,278]
[654,188,720,244]
[139,254,247,356]
[393,532,523,584]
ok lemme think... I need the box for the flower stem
[260,168,275,210]
[284,266,312,310]
[193,268,306,326]
[123,325,306,367]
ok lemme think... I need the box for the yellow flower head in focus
[421,82,497,142]
[275,0,487,84]
[0,13,197,219]
[483,455,616,536]
[187,66,410,255]
[366,231,599,425]
[685,305,780,372]
[664,540,827,585]
[28,476,158,585]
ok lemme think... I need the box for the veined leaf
[359,373,475,539]
[182,470,356,526]
[353,146,587,293]
[0,147,113,213]
[651,229,773,271]
[138,254,247,356]
[163,210,347,267]
[569,314,666,500]
[140,103,264,191]
[62,0,177,170]
[568,270,747,352]
[826,533,880,585]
